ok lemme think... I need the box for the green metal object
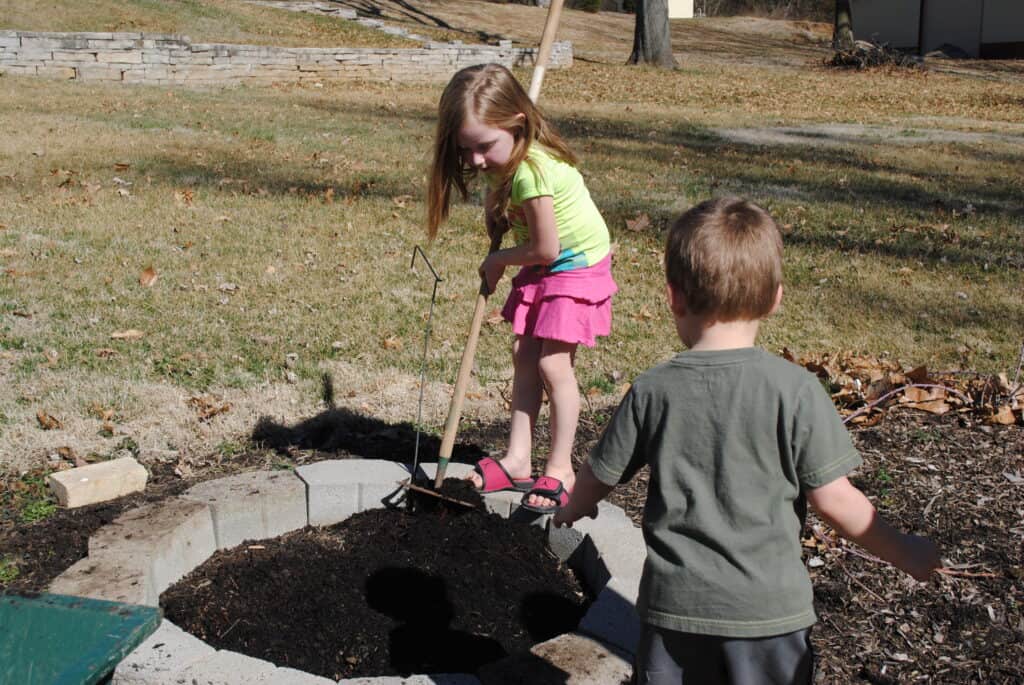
[0,592,161,685]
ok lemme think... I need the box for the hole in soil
[160,480,590,680]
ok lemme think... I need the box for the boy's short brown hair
[665,197,783,321]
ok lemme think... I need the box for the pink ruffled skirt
[500,255,617,347]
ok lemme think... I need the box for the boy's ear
[665,283,686,317]
[768,284,783,316]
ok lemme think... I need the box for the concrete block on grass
[113,620,215,684]
[182,470,307,549]
[297,459,408,526]
[47,456,147,508]
[88,497,216,595]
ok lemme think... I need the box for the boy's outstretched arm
[806,477,941,582]
[553,462,612,528]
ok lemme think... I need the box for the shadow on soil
[366,566,508,674]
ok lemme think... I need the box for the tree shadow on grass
[251,406,487,464]
[555,115,1024,269]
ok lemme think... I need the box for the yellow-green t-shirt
[508,146,610,273]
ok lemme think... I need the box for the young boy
[553,197,941,684]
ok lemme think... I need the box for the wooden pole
[433,0,566,488]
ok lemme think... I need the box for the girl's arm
[480,196,559,293]
[806,476,941,582]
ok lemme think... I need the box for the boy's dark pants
[633,623,814,685]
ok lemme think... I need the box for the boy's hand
[552,504,599,529]
[898,534,942,582]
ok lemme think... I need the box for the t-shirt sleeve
[793,379,863,489]
[588,386,646,487]
[511,155,554,203]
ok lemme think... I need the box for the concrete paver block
[113,620,215,684]
[412,462,473,483]
[177,649,278,683]
[478,632,631,685]
[48,551,154,605]
[183,470,307,549]
[340,676,480,684]
[47,456,148,508]
[591,524,645,596]
[577,577,642,656]
[273,666,338,684]
[549,501,639,591]
[297,460,408,526]
[89,497,216,595]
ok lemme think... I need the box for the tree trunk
[628,0,678,68]
[833,0,854,49]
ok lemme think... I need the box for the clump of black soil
[161,479,588,680]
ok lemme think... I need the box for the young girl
[427,63,616,514]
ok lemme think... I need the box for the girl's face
[456,113,520,174]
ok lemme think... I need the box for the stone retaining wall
[0,30,572,86]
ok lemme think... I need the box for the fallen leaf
[265,265,277,274]
[187,395,231,422]
[117,188,131,198]
[486,308,504,325]
[43,349,59,366]
[114,162,130,171]
[139,266,158,287]
[174,189,194,207]
[392,194,413,208]
[908,399,950,415]
[625,212,651,232]
[217,282,238,293]
[988,405,1017,425]
[905,365,930,383]
[95,348,118,358]
[37,411,62,430]
[110,329,145,340]
[903,386,946,403]
[381,336,403,350]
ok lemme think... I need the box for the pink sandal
[519,476,570,514]
[472,457,535,494]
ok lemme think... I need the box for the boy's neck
[682,317,761,352]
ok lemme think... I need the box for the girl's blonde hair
[426,63,577,239]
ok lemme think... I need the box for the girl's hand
[479,254,505,295]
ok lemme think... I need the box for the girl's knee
[538,353,576,388]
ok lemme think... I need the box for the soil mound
[161,480,589,680]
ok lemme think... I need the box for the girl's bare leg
[466,335,541,488]
[525,339,579,510]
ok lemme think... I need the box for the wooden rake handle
[434,236,502,488]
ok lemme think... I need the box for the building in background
[668,0,694,20]
[851,0,1023,58]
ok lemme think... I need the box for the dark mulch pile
[160,480,588,680]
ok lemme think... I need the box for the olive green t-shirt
[589,347,862,638]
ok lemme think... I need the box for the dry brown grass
[1,4,1022,473]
